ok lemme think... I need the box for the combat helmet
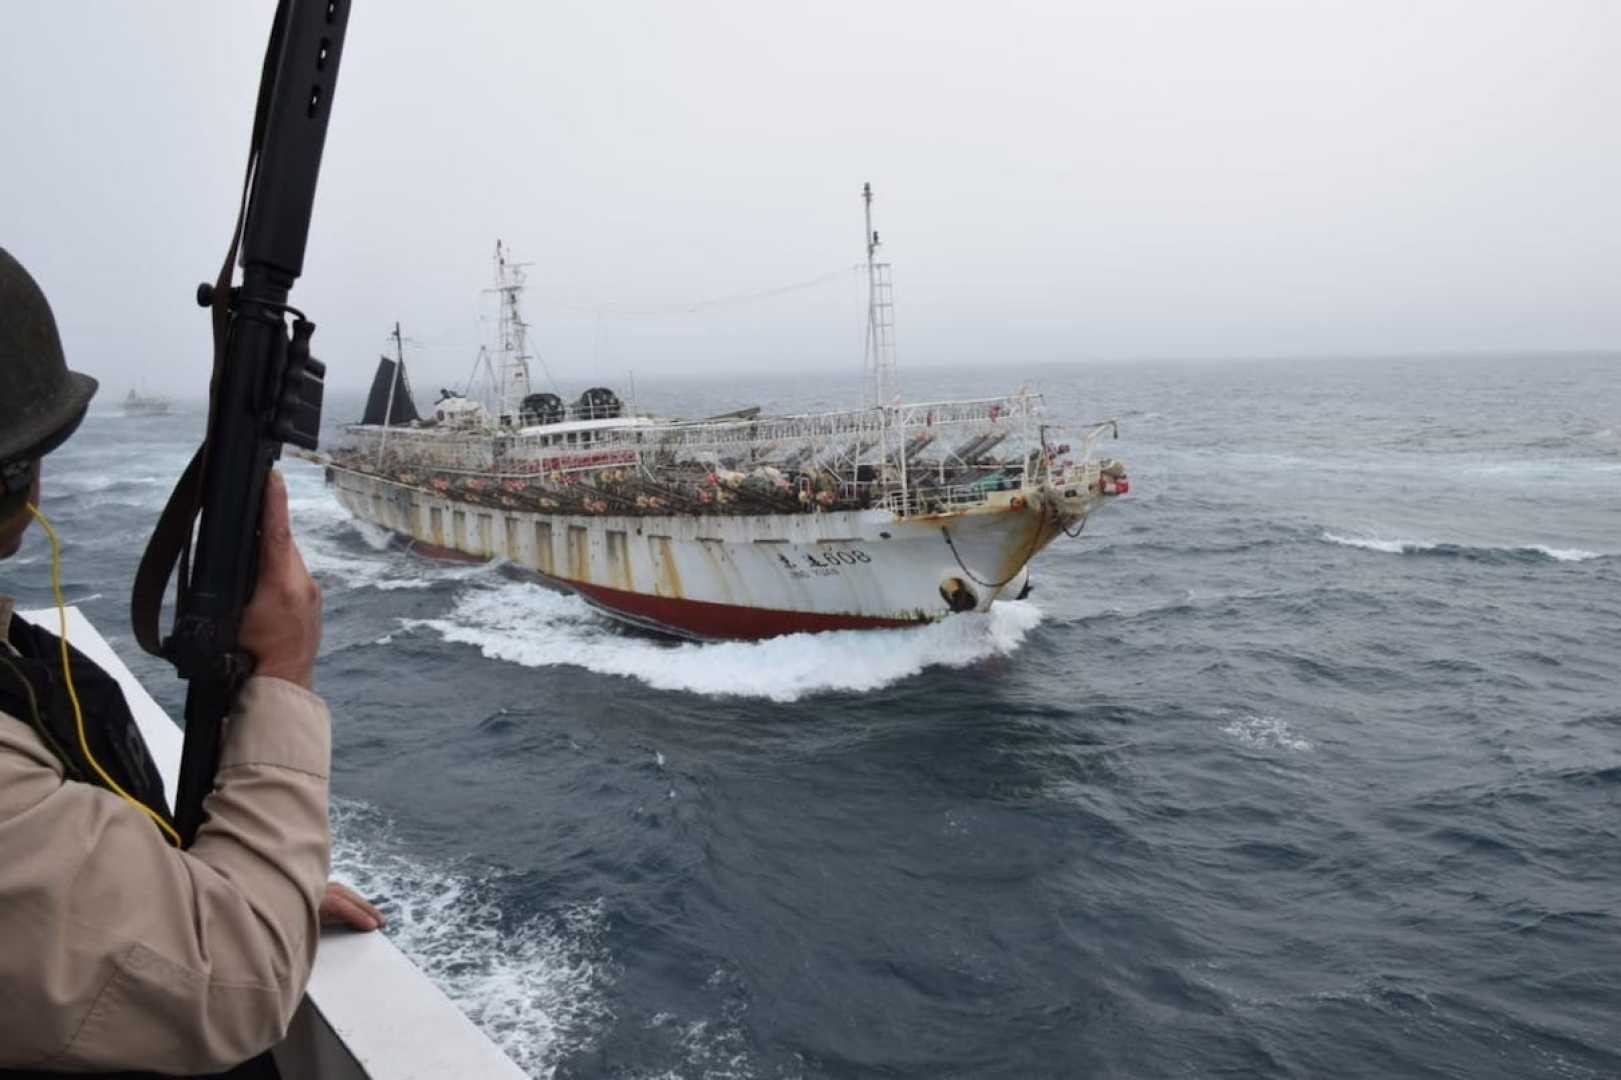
[0,247,98,499]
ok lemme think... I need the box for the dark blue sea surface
[6,353,1618,1078]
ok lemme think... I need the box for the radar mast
[489,240,534,425]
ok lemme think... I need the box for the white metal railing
[875,482,1010,516]
[334,399,1117,515]
[872,462,1104,519]
[345,395,1044,472]
[409,394,1027,445]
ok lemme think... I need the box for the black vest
[0,616,277,1080]
[0,614,173,829]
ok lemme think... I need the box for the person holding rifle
[0,247,382,1075]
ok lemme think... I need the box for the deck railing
[349,395,1042,467]
[335,398,1117,514]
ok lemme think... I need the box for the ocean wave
[1320,533,1607,563]
[633,973,764,1080]
[1202,450,1621,490]
[280,461,498,593]
[282,460,362,531]
[1454,460,1621,484]
[329,798,612,1079]
[49,474,171,496]
[298,533,491,593]
[399,582,1044,702]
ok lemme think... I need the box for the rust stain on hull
[605,529,633,591]
[650,536,684,598]
[989,509,1049,597]
[947,498,1070,605]
[566,525,589,581]
[534,521,555,575]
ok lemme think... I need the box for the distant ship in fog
[121,387,172,417]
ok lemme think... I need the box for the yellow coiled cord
[26,503,182,847]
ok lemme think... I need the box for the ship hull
[326,465,1069,640]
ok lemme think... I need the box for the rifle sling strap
[129,0,287,661]
[129,445,203,658]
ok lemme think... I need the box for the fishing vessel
[122,387,172,416]
[323,187,1128,640]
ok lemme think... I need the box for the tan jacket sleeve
[0,676,331,1074]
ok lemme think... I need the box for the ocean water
[5,352,1618,1079]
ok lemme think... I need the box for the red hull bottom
[407,539,492,564]
[403,537,929,640]
[565,578,929,641]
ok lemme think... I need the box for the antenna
[864,181,876,262]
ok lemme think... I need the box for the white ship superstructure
[325,191,1128,639]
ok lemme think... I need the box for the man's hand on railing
[319,881,387,932]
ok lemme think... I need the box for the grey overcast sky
[2,1,1617,397]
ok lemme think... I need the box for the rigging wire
[380,263,865,403]
[538,264,864,319]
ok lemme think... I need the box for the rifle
[133,0,351,845]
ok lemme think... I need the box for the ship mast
[376,320,405,464]
[490,240,534,426]
[862,183,905,498]
[862,182,897,408]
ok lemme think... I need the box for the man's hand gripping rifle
[133,0,351,846]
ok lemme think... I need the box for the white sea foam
[298,534,494,593]
[399,582,1045,702]
[350,517,396,552]
[282,461,358,530]
[1524,545,1606,563]
[628,969,765,1080]
[1320,532,1605,562]
[329,799,612,1079]
[1220,713,1312,752]
[641,1012,757,1080]
[51,473,170,495]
